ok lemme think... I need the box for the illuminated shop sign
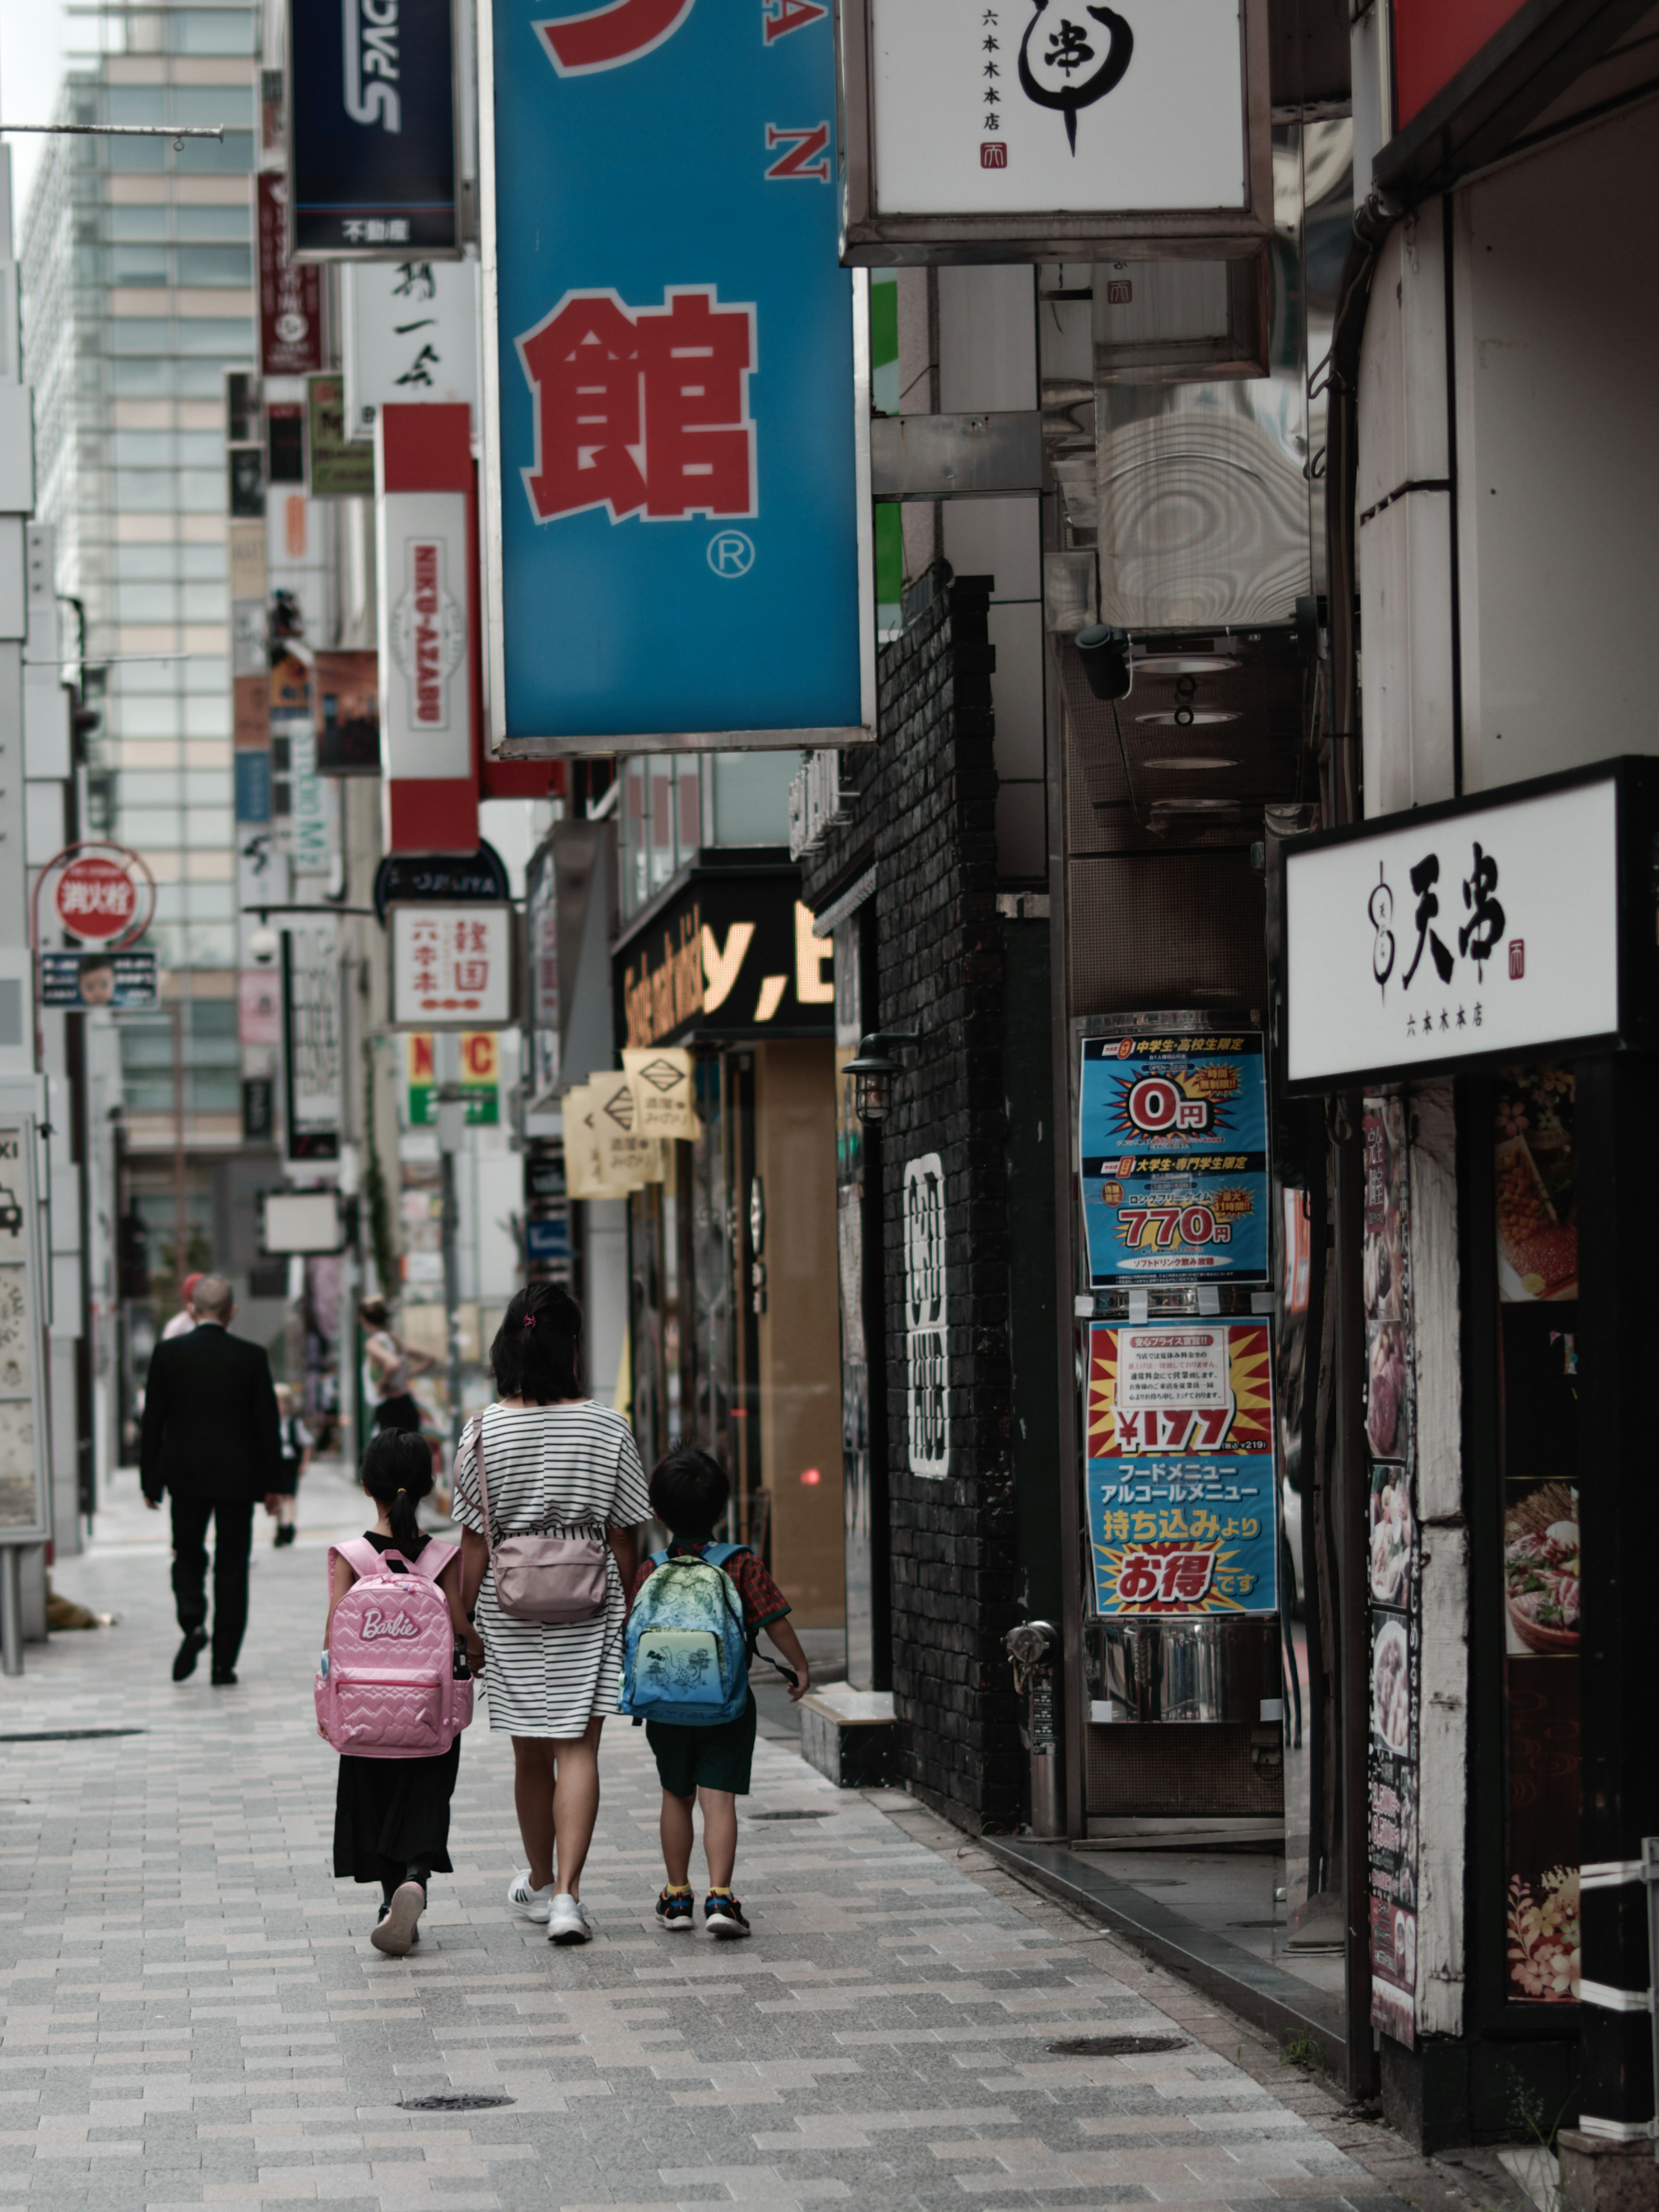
[616,872,834,1048]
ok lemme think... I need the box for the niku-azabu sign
[479,0,873,753]
[1282,760,1659,1092]
[836,0,1271,262]
[287,0,459,258]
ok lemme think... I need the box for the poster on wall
[1078,1031,1269,1285]
[904,1153,948,1478]
[1496,1065,1581,2005]
[1363,1092,1421,2043]
[1084,1320,1277,1615]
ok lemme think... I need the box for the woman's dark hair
[359,1296,390,1328]
[360,1428,433,1554]
[648,1447,730,1541]
[489,1283,584,1404]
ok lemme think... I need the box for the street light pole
[434,1031,465,1450]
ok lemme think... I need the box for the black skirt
[333,1738,460,1885]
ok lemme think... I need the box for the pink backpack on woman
[314,1538,474,1758]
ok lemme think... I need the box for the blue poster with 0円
[480,0,872,748]
[1085,1320,1279,1617]
[1078,1030,1270,1284]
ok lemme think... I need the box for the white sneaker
[547,1894,592,1945]
[507,1869,555,1923]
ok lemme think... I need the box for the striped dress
[451,1402,650,1737]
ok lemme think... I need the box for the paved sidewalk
[0,1471,1489,2212]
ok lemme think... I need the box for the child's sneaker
[655,1886,695,1931]
[703,1891,750,1939]
[371,1881,424,1956]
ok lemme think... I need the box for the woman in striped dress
[454,1284,650,1946]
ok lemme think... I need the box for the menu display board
[1496,1065,1580,2005]
[1363,1094,1421,2044]
[1078,1032,1269,1285]
[1085,1320,1278,1616]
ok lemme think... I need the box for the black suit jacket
[140,1323,283,1504]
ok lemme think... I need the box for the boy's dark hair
[649,1447,730,1540]
[489,1282,583,1404]
[360,1428,433,1555]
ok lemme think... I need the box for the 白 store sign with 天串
[1282,760,1659,1092]
[479,0,872,751]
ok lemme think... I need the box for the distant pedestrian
[267,1383,312,1548]
[624,1449,809,1940]
[361,1297,434,1434]
[453,1284,650,1946]
[140,1273,282,1685]
[160,1271,205,1341]
[320,1430,481,1956]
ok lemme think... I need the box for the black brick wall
[803,567,1023,1832]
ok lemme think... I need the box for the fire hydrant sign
[50,849,153,946]
[389,904,515,1029]
[1078,1030,1269,1284]
[1085,1321,1278,1616]
[478,0,872,749]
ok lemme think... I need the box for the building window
[167,10,257,53]
[175,245,252,286]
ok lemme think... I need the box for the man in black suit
[141,1273,283,1684]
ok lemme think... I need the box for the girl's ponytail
[359,1429,434,1554]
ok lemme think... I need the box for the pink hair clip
[522,1313,537,1329]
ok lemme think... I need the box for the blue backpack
[619,1544,751,1727]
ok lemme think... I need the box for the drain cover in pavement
[399,2095,516,2112]
[1046,2034,1188,2057]
[750,1808,835,1820]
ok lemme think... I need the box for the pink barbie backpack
[314,1538,474,1758]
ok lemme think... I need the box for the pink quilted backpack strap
[330,1537,386,1583]
[405,1539,457,1583]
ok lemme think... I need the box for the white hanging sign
[1283,766,1643,1091]
[904,1151,948,1478]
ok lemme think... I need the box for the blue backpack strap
[702,1543,749,1568]
[648,1547,671,1568]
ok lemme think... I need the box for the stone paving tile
[0,1473,1516,2212]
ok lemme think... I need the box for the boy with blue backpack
[621,1448,809,1938]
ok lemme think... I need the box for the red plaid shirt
[629,1542,789,1638]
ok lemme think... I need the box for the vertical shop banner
[1085,1321,1278,1615]
[1495,1065,1581,2004]
[343,259,479,442]
[376,404,480,855]
[257,175,323,375]
[286,0,459,256]
[306,375,376,497]
[281,928,342,1161]
[314,650,381,773]
[480,0,873,749]
[388,904,515,1028]
[1078,1031,1269,1284]
[1363,1093,1421,2043]
[903,1153,948,1476]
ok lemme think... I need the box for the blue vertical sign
[480,0,873,748]
[287,0,459,254]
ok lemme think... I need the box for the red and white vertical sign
[376,403,481,855]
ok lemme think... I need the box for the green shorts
[646,1691,757,1799]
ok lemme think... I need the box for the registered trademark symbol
[707,531,755,578]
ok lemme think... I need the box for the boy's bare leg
[661,1790,696,1888]
[697,1786,738,1889]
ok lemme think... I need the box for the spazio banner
[287,0,461,257]
[479,0,873,752]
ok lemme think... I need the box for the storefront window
[1493,1065,1580,2005]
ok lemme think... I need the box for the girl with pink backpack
[316,1431,482,1955]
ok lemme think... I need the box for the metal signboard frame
[286,0,463,261]
[0,1119,51,1549]
[1280,756,1659,1095]
[835,0,1274,264]
[477,0,875,755]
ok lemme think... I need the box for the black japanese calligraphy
[1401,854,1454,990]
[1017,0,1133,155]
